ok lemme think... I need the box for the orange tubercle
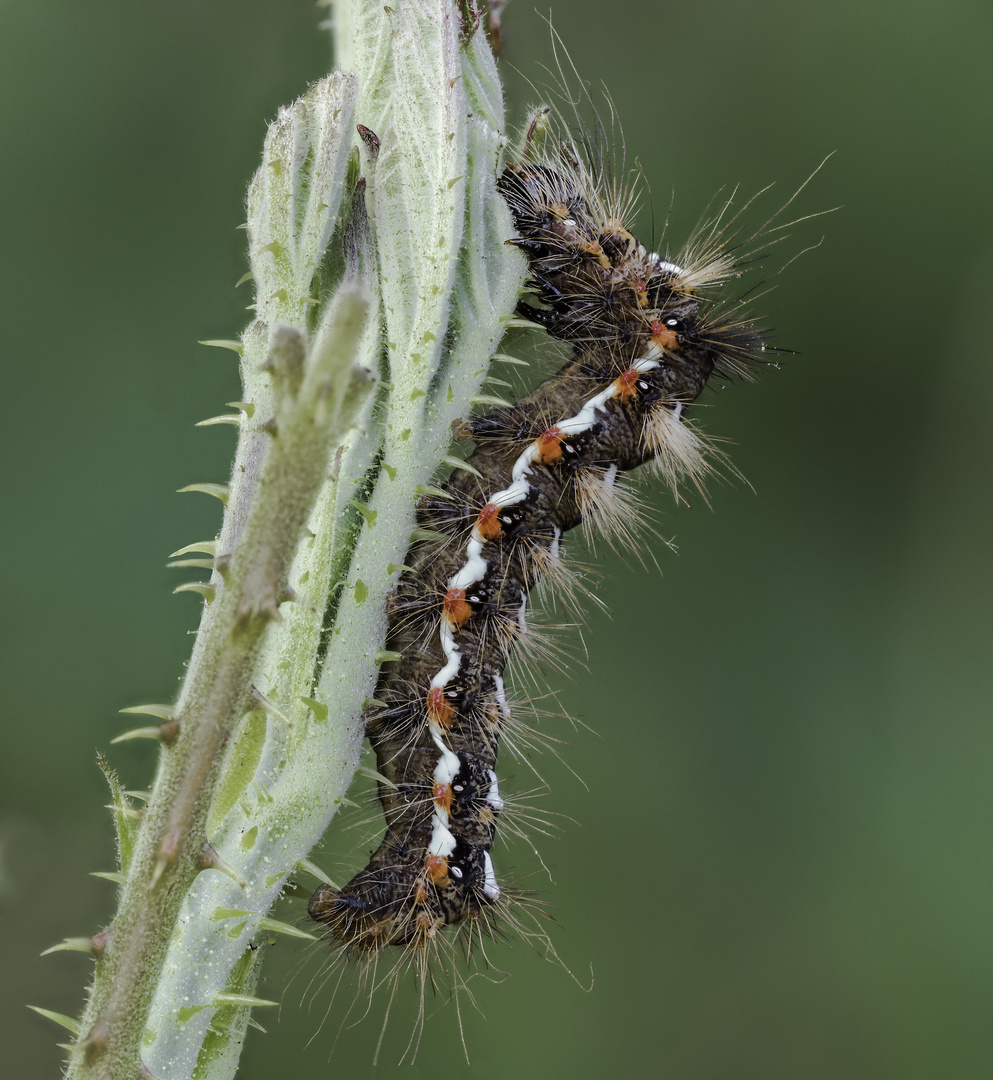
[426,686,456,729]
[424,854,450,885]
[651,320,679,351]
[535,426,565,464]
[614,367,640,403]
[476,502,503,540]
[434,781,453,814]
[443,587,473,627]
[578,238,610,269]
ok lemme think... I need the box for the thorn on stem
[78,1018,109,1064]
[40,937,95,958]
[111,714,180,746]
[91,928,111,958]
[177,483,230,505]
[200,842,248,889]
[150,830,181,889]
[251,688,292,727]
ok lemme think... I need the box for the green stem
[62,4,523,1079]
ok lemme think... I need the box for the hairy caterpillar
[307,98,795,1021]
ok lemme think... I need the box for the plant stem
[61,3,522,1079]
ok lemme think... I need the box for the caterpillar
[308,102,782,1004]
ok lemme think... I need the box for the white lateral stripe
[492,477,530,506]
[418,347,673,895]
[428,729,460,858]
[486,770,504,811]
[452,541,488,590]
[429,350,668,704]
[493,673,510,717]
[431,729,460,781]
[428,819,456,858]
[482,851,500,899]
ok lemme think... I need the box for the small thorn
[27,1006,81,1037]
[295,857,338,887]
[201,842,247,888]
[505,317,544,330]
[300,697,327,722]
[173,582,216,601]
[120,705,175,721]
[167,558,214,570]
[252,688,292,727]
[211,906,252,920]
[198,339,243,355]
[226,401,255,418]
[257,916,316,941]
[442,454,483,478]
[169,541,216,558]
[212,992,278,1009]
[112,715,179,745]
[414,483,451,501]
[177,483,230,505]
[374,649,402,664]
[195,414,241,427]
[483,374,514,389]
[110,725,165,743]
[235,271,254,288]
[356,764,397,789]
[491,351,529,366]
[48,928,113,961]
[150,829,181,888]
[105,802,143,820]
[470,394,513,408]
[409,526,445,544]
[348,499,377,526]
[91,871,126,885]
[246,1017,268,1033]
[41,937,96,957]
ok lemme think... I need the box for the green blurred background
[3,1,991,1077]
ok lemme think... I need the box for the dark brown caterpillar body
[309,117,766,963]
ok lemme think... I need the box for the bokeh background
[4,1,991,1077]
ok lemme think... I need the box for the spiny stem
[57,4,523,1079]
